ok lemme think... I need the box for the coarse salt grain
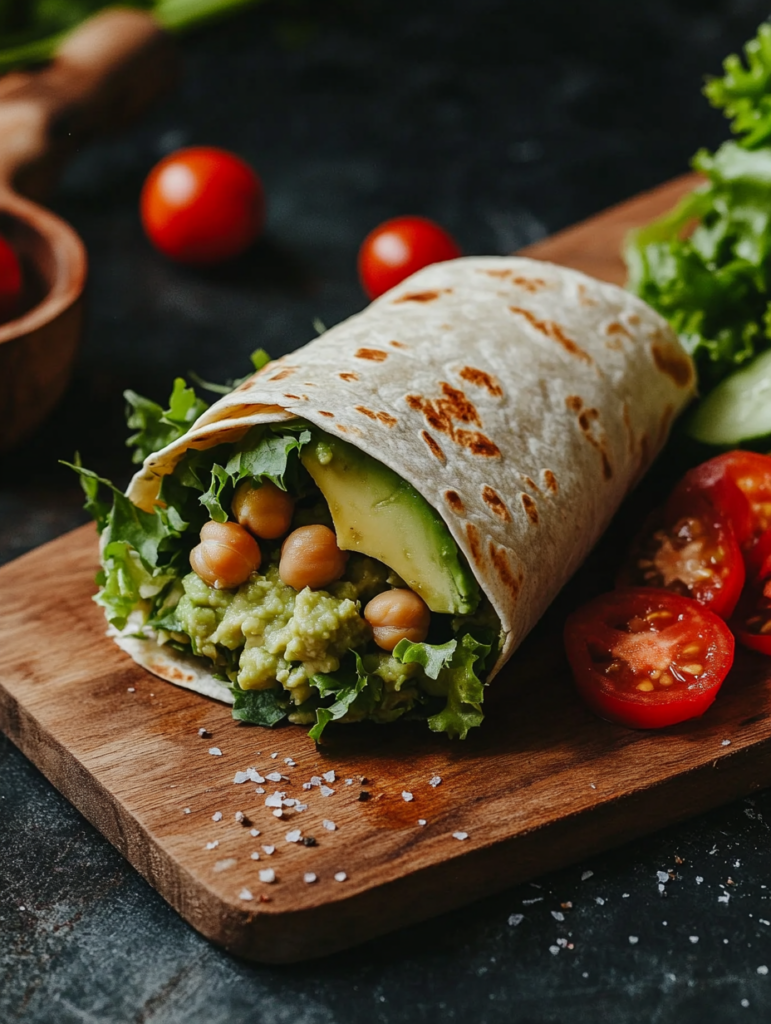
[696,876,704,884]
[255,787,265,795]
[581,870,593,881]
[742,999,750,1007]
[418,819,427,826]
[183,808,191,815]
[722,739,731,747]
[271,752,278,759]
[205,841,219,850]
[689,936,699,944]
[259,868,276,884]
[285,758,296,767]
[239,888,253,901]
[595,897,605,906]
[320,785,335,798]
[127,687,135,693]
[452,831,468,841]
[345,779,354,786]
[334,872,347,882]
[302,782,313,791]
[323,770,336,783]
[262,845,275,855]
[304,872,318,884]
[551,911,564,922]
[250,829,260,837]
[402,791,414,802]
[719,895,730,904]
[548,946,560,956]
[208,747,222,757]
[758,966,769,975]
[212,811,223,822]
[251,852,260,860]
[310,776,322,786]
[213,858,236,873]
[629,936,639,945]
[429,776,442,787]
[286,830,302,843]
[508,914,524,927]
[283,798,297,808]
[266,772,285,783]
[265,791,286,808]
[198,728,208,737]
[294,802,308,812]
[235,811,245,823]
[273,809,283,818]
[322,820,336,831]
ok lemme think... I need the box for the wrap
[118,256,694,716]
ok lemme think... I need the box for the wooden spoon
[0,9,177,451]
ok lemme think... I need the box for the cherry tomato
[564,588,735,729]
[358,215,461,300]
[668,451,771,550]
[140,146,264,265]
[734,528,771,656]
[617,500,745,619]
[0,235,22,322]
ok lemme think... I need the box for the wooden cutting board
[5,173,770,966]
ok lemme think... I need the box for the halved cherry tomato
[0,235,22,322]
[733,529,771,656]
[617,499,745,619]
[564,588,735,729]
[358,215,461,300]
[668,451,771,550]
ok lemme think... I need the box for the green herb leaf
[125,378,209,464]
[308,653,370,742]
[427,633,492,740]
[393,637,457,679]
[230,684,290,727]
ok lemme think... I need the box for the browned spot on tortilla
[465,522,482,566]
[389,340,408,349]
[479,268,512,279]
[407,384,501,458]
[565,395,583,414]
[377,411,397,427]
[318,410,334,418]
[482,486,510,522]
[512,276,547,293]
[444,490,465,515]
[339,372,358,382]
[510,306,593,363]
[336,424,348,433]
[607,321,632,340]
[577,284,598,307]
[158,664,194,684]
[456,430,501,457]
[521,475,540,494]
[441,323,453,330]
[421,430,445,461]
[269,367,296,382]
[355,406,377,421]
[628,314,640,325]
[605,336,623,351]
[652,339,694,389]
[355,348,388,362]
[458,366,504,398]
[283,394,301,400]
[489,542,520,599]
[394,288,452,303]
[237,378,256,391]
[542,469,558,494]
[521,493,539,524]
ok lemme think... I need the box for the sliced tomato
[617,500,745,619]
[668,451,771,550]
[734,531,771,656]
[564,589,735,729]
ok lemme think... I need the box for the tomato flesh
[0,235,22,322]
[358,216,461,300]
[140,146,264,265]
[618,502,744,619]
[734,528,771,656]
[564,588,735,729]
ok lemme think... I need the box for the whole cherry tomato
[0,235,22,322]
[140,147,264,265]
[564,588,734,729]
[618,498,745,619]
[358,215,461,300]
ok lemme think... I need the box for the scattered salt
[551,911,565,922]
[265,791,286,809]
[334,871,347,882]
[283,798,297,808]
[323,770,336,783]
[127,687,135,693]
[262,845,275,855]
[320,785,335,798]
[758,966,769,976]
[239,888,253,901]
[183,808,191,815]
[255,787,265,795]
[696,876,704,885]
[304,872,318,884]
[452,831,468,841]
[250,829,260,838]
[310,776,322,786]
[657,871,669,884]
[284,758,296,767]
[198,727,208,737]
[589,783,596,789]
[548,945,560,956]
[271,753,278,759]
[259,868,276,884]
[213,858,236,873]
[595,897,605,906]
[273,809,283,818]
[251,852,260,861]
[760,920,770,926]
[722,739,732,747]
[581,870,593,881]
[208,747,222,757]
[508,914,524,927]
[205,841,219,851]
[402,791,414,803]
[302,783,313,791]
[345,779,354,786]
[689,936,699,944]
[629,936,639,945]
[322,820,336,831]
[429,776,442,787]
[742,999,750,1008]
[235,811,245,823]
[294,802,308,813]
[522,898,542,905]
[266,772,285,783]
[286,830,302,843]
[212,811,223,822]
[418,819,427,826]
[719,895,731,904]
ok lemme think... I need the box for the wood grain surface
[3,174,768,965]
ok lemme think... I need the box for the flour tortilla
[124,256,695,698]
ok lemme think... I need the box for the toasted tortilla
[123,256,695,698]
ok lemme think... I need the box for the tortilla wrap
[123,255,695,698]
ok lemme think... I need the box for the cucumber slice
[687,348,771,445]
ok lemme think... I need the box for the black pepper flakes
[358,791,371,802]
[302,837,318,847]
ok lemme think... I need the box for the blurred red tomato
[358,216,461,299]
[140,146,264,265]
[0,236,22,322]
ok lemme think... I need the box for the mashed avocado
[176,554,396,704]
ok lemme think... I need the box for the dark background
[3,1,771,1021]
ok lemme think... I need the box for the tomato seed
[681,664,703,675]
[650,670,661,680]
[636,681,655,692]
[659,673,674,686]
[761,620,771,635]
[647,610,673,621]
[682,644,701,655]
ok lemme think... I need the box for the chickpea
[279,524,347,591]
[232,479,294,539]
[364,589,430,651]
[190,520,261,590]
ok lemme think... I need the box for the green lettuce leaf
[125,378,209,464]
[308,653,370,743]
[392,637,457,679]
[189,348,272,396]
[230,684,290,727]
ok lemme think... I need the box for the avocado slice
[301,430,479,615]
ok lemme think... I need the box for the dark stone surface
[3,1,771,1020]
